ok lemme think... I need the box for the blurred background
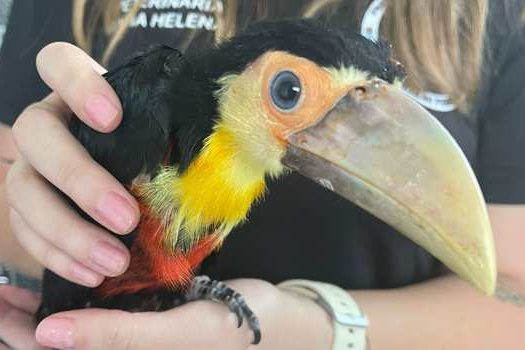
[0,0,13,48]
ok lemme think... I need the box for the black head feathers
[193,19,406,83]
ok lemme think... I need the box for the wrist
[278,280,369,350]
[278,288,334,350]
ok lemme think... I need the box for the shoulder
[485,0,525,62]
[487,0,524,36]
[477,0,525,113]
[475,1,525,204]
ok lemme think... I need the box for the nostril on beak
[348,85,369,102]
[354,86,367,97]
[348,79,386,102]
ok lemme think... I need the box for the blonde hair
[73,0,144,64]
[72,0,245,64]
[304,0,489,110]
[73,0,490,109]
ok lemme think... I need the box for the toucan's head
[169,20,496,295]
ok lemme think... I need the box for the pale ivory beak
[283,80,496,295]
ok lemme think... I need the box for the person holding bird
[1,1,525,349]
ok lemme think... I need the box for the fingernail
[96,191,136,233]
[70,262,101,287]
[36,317,76,349]
[90,241,128,276]
[84,94,119,130]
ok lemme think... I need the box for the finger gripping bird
[38,20,497,344]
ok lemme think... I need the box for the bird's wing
[70,45,188,184]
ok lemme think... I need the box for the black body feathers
[71,46,188,183]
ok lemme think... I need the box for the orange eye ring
[251,51,348,142]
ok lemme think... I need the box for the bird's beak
[282,79,496,295]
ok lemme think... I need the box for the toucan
[37,20,496,344]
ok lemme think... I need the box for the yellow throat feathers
[139,126,267,252]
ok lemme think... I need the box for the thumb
[35,309,171,350]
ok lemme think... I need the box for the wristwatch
[0,265,9,285]
[0,264,42,292]
[278,279,369,350]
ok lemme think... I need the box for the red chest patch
[96,204,219,298]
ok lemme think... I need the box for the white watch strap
[279,280,368,350]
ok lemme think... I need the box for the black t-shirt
[1,0,525,289]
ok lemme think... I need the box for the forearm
[352,275,525,349]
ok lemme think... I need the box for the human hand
[1,127,43,276]
[6,42,140,288]
[0,285,45,350]
[34,279,334,350]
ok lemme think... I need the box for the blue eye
[270,71,302,111]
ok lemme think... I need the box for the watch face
[0,265,10,285]
[0,264,42,292]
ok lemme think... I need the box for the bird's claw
[185,276,262,344]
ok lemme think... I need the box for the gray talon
[229,299,244,328]
[185,275,262,344]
